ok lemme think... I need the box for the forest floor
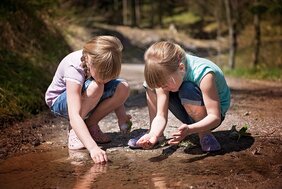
[0,25,281,188]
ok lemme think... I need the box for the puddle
[0,149,194,189]
[0,146,280,189]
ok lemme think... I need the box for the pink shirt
[45,50,85,107]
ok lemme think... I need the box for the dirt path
[0,64,281,188]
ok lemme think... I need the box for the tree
[224,0,238,69]
[123,0,129,25]
[130,0,137,27]
[251,0,267,68]
[135,0,141,27]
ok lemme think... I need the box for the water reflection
[68,150,108,189]
[151,172,167,189]
[72,163,108,189]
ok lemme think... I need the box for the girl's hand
[136,133,158,149]
[168,124,189,145]
[89,147,108,164]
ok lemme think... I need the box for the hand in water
[90,147,108,164]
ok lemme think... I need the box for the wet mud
[0,135,281,189]
[0,76,282,188]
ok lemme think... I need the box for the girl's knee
[185,105,206,118]
[86,81,104,98]
[116,81,130,98]
[178,81,204,106]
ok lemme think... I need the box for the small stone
[32,139,41,147]
[46,141,53,145]
[244,112,250,116]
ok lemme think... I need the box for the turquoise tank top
[184,54,230,115]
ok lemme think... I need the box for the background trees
[64,0,281,69]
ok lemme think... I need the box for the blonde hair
[144,41,186,89]
[81,36,123,80]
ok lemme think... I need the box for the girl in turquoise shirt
[129,41,230,152]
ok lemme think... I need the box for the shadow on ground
[147,131,255,163]
[101,128,148,150]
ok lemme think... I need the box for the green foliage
[0,50,49,125]
[164,12,201,26]
[0,0,70,126]
[250,3,268,15]
[224,67,282,81]
[229,124,251,142]
[222,21,281,80]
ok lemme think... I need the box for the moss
[0,0,70,125]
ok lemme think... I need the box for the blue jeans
[168,81,204,124]
[51,78,123,119]
[145,81,224,125]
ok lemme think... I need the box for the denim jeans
[51,78,123,119]
[168,81,204,124]
[144,81,224,125]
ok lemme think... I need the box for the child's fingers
[137,140,148,149]
[172,132,182,137]
[137,137,150,146]
[138,139,154,149]
[178,125,186,132]
[143,142,151,149]
[137,135,149,143]
[168,138,180,145]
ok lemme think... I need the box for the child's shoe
[127,132,146,149]
[128,133,166,149]
[119,121,132,135]
[200,133,221,152]
[88,126,111,144]
[68,129,85,150]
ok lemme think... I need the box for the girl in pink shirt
[45,36,131,164]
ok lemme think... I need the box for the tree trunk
[150,1,155,28]
[123,0,128,25]
[253,6,261,68]
[130,0,136,27]
[158,0,163,27]
[135,0,141,27]
[113,0,120,24]
[224,0,237,69]
[216,0,223,65]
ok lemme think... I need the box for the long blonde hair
[144,41,186,89]
[81,36,123,80]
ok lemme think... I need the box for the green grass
[164,12,201,26]
[0,48,69,126]
[224,67,282,81]
[218,22,282,81]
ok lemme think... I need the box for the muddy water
[0,146,280,189]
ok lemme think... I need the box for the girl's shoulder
[63,50,83,61]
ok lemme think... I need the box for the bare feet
[118,114,132,134]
